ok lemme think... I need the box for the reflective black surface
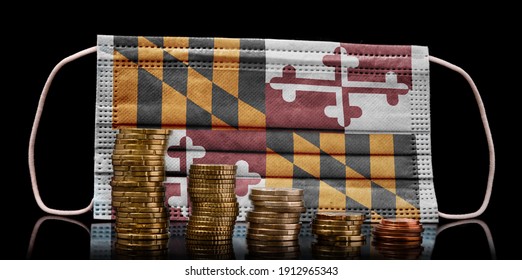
[16,216,500,260]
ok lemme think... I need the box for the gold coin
[192,202,238,208]
[113,149,164,155]
[253,206,306,213]
[186,230,233,237]
[113,165,165,172]
[112,186,165,192]
[189,178,236,184]
[188,218,237,225]
[246,211,301,219]
[315,212,365,221]
[120,128,170,135]
[246,233,299,241]
[250,187,304,196]
[247,239,299,247]
[249,194,303,202]
[185,239,233,246]
[189,174,236,180]
[117,212,168,219]
[111,191,164,197]
[113,202,165,208]
[252,201,304,207]
[116,217,167,224]
[112,155,164,161]
[113,144,166,150]
[186,246,234,254]
[115,243,167,251]
[317,234,366,242]
[116,222,169,229]
[112,196,164,203]
[112,175,165,182]
[312,224,360,231]
[190,197,237,203]
[191,208,239,214]
[248,223,301,230]
[313,229,361,236]
[189,193,237,199]
[188,182,236,188]
[110,181,164,187]
[190,164,237,170]
[113,171,165,177]
[313,219,363,226]
[190,170,236,175]
[117,133,168,140]
[191,210,238,216]
[248,246,300,253]
[189,189,236,195]
[187,225,236,231]
[115,139,167,145]
[115,227,169,234]
[188,220,236,227]
[116,239,168,247]
[115,232,170,240]
[248,228,301,236]
[112,159,165,166]
[246,216,300,224]
[117,207,168,213]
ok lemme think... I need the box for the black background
[3,6,518,259]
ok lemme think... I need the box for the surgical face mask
[29,35,495,222]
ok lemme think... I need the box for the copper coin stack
[111,128,170,258]
[311,212,365,259]
[246,188,304,259]
[372,218,424,259]
[186,164,238,248]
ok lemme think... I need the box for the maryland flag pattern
[95,35,437,222]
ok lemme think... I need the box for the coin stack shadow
[185,164,238,259]
[311,212,366,260]
[111,128,170,259]
[245,188,305,260]
[372,218,424,259]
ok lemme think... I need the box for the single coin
[249,194,303,202]
[111,191,164,197]
[252,201,304,207]
[112,202,165,208]
[312,224,360,231]
[113,171,165,177]
[372,241,423,248]
[248,223,301,230]
[246,216,300,224]
[113,149,164,155]
[189,174,237,180]
[185,234,232,241]
[116,212,168,219]
[120,128,170,135]
[188,221,236,227]
[373,235,422,242]
[250,187,304,196]
[115,243,167,251]
[188,188,236,194]
[315,212,365,221]
[112,159,165,166]
[191,202,238,208]
[246,212,301,219]
[115,232,170,240]
[113,165,165,172]
[112,186,165,192]
[253,206,306,213]
[190,197,237,203]
[247,239,299,247]
[317,235,366,242]
[313,229,361,236]
[117,207,167,213]
[380,218,420,226]
[114,227,169,234]
[115,217,167,224]
[115,239,168,246]
[188,182,236,188]
[189,170,236,175]
[189,216,237,222]
[112,175,165,182]
[246,233,299,241]
[115,222,169,229]
[312,219,364,226]
[115,139,167,145]
[247,228,301,236]
[372,229,421,237]
[248,246,300,253]
[190,211,238,217]
[110,181,164,187]
[189,178,236,184]
[112,155,164,161]
[185,239,233,246]
[112,196,164,203]
[189,192,237,198]
[190,164,237,170]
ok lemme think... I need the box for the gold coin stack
[246,188,304,259]
[185,239,236,260]
[372,218,423,259]
[186,164,238,243]
[111,128,170,256]
[311,212,365,259]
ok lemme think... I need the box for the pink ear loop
[429,56,495,219]
[29,47,96,215]
[436,219,496,258]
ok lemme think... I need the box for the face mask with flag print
[29,35,495,222]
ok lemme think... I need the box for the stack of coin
[186,164,238,242]
[372,218,423,259]
[185,239,235,260]
[246,188,304,259]
[111,128,170,255]
[311,212,365,259]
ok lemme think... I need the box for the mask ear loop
[29,47,97,215]
[26,215,90,259]
[429,56,495,219]
[436,219,496,259]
